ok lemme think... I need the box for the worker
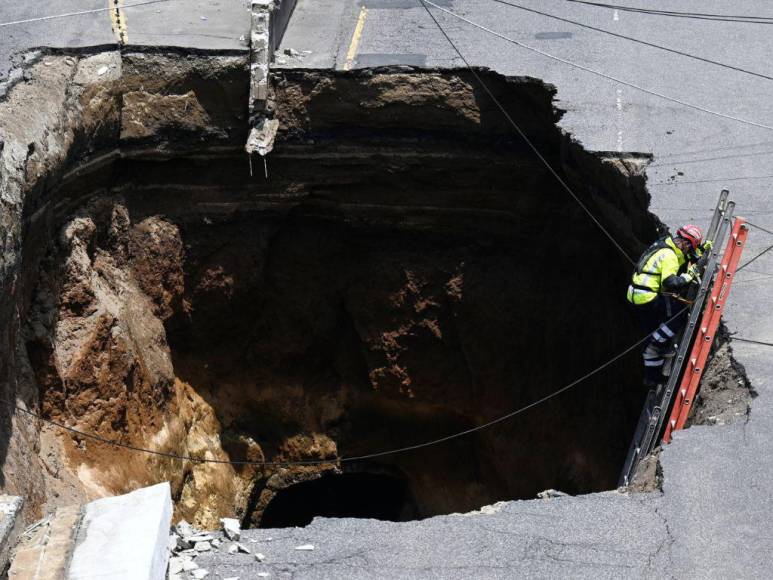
[626,224,711,387]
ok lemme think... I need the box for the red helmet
[676,224,703,251]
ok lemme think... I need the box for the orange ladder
[663,217,749,442]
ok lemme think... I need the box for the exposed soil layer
[0,50,752,527]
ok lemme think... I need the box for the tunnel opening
[2,49,711,529]
[259,471,419,528]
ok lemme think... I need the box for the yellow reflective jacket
[627,236,688,305]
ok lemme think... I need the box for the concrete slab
[0,495,23,573]
[68,482,173,580]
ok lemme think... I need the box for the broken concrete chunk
[536,489,569,499]
[245,118,280,157]
[221,517,241,541]
[294,544,315,551]
[194,541,212,552]
[175,520,195,538]
[257,573,270,578]
[192,569,209,579]
[168,533,180,552]
[255,552,266,562]
[284,48,301,58]
[182,558,199,571]
[211,538,221,548]
[228,544,238,555]
[234,542,250,554]
[168,556,184,574]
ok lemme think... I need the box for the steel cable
[3,307,683,466]
[561,0,773,24]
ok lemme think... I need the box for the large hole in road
[4,51,680,528]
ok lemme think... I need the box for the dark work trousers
[633,294,687,385]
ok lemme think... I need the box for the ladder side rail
[618,390,655,486]
[705,189,730,244]
[636,204,735,459]
[664,218,749,440]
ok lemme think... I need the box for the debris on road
[537,489,569,499]
[294,544,315,551]
[221,517,241,541]
[228,542,250,555]
[176,520,194,538]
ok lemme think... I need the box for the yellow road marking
[108,0,128,45]
[343,7,368,71]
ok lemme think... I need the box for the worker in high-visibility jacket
[627,224,711,386]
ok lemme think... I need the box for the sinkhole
[1,49,688,528]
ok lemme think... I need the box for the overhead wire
[734,222,773,272]
[420,1,773,133]
[561,0,773,24]
[737,241,773,272]
[732,336,773,348]
[3,307,686,466]
[0,0,177,28]
[746,220,773,236]
[486,0,773,83]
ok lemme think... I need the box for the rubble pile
[167,518,261,580]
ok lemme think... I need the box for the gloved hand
[687,263,701,281]
[701,240,714,252]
